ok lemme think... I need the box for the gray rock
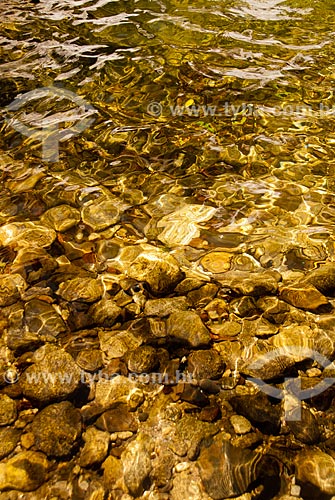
[21,347,81,404]
[144,297,189,317]
[166,311,211,348]
[79,426,110,468]
[0,451,48,492]
[0,428,20,459]
[0,395,17,426]
[229,393,281,434]
[31,401,82,457]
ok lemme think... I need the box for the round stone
[200,252,233,273]
[230,415,252,434]
[32,401,82,457]
[21,347,81,404]
[127,346,158,374]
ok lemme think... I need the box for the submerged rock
[280,284,330,311]
[0,451,48,492]
[127,345,158,374]
[96,404,138,433]
[197,436,264,499]
[144,297,189,317]
[0,395,17,426]
[300,262,335,295]
[40,204,80,232]
[121,433,153,496]
[295,449,335,496]
[81,197,122,231]
[24,299,67,337]
[217,270,280,296]
[166,311,211,347]
[187,349,225,380]
[57,277,104,303]
[79,426,110,468]
[0,428,20,460]
[21,347,81,404]
[31,401,82,457]
[0,274,26,307]
[120,245,183,295]
[0,222,56,249]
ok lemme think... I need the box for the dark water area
[1,1,335,499]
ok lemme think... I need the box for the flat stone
[166,311,211,348]
[217,270,280,296]
[57,277,104,303]
[0,451,48,492]
[40,204,80,232]
[31,401,82,457]
[96,404,138,433]
[144,297,189,317]
[21,347,81,404]
[280,284,330,311]
[200,251,233,273]
[79,426,110,468]
[0,395,17,426]
[0,222,56,249]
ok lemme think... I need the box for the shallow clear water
[2,0,335,271]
